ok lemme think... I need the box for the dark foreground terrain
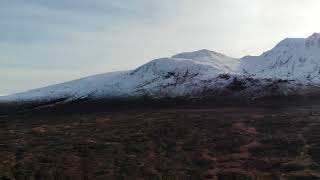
[1,98,320,179]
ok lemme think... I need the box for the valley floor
[1,99,320,179]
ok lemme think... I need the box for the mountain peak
[4,32,320,103]
[172,49,227,60]
[274,38,305,49]
[307,32,320,39]
[305,33,320,48]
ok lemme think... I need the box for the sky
[1,0,320,95]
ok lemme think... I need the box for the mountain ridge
[2,33,320,103]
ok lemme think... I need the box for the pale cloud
[1,0,320,94]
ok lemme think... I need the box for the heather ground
[1,99,320,179]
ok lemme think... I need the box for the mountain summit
[306,33,320,48]
[2,33,320,103]
[242,33,320,83]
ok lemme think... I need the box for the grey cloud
[1,0,320,94]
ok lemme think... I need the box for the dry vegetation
[1,98,320,179]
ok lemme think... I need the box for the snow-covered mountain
[1,33,320,103]
[242,33,320,83]
[0,50,242,103]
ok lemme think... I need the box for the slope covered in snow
[241,33,320,84]
[2,33,320,103]
[0,50,242,102]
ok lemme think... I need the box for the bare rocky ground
[1,98,320,179]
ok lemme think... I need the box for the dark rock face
[226,77,247,91]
